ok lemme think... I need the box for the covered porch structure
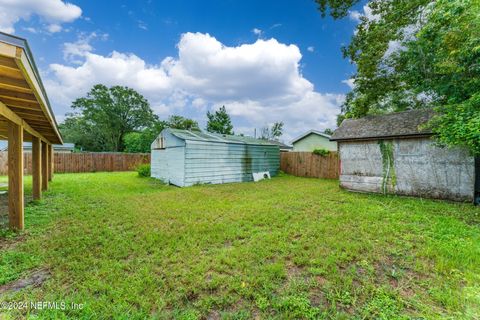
[0,32,62,231]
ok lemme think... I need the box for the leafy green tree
[123,115,200,153]
[315,0,480,154]
[123,132,144,153]
[206,106,234,135]
[259,122,284,140]
[165,115,200,131]
[123,121,166,153]
[271,122,284,140]
[323,128,334,135]
[62,84,157,152]
[59,115,106,152]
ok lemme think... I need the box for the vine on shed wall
[378,140,396,194]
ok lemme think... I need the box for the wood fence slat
[280,151,339,179]
[0,152,150,175]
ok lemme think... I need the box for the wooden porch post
[32,136,42,200]
[8,121,24,230]
[41,141,48,191]
[48,144,53,181]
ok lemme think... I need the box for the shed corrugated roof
[167,128,278,146]
[330,109,435,142]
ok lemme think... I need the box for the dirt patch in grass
[0,235,25,252]
[286,262,305,280]
[0,269,50,295]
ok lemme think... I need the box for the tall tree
[206,106,234,135]
[59,115,106,152]
[166,115,200,131]
[123,120,166,153]
[323,128,334,135]
[123,115,200,153]
[315,0,480,154]
[271,122,284,140]
[62,84,157,152]
[259,122,284,140]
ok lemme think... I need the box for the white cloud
[46,32,342,140]
[252,28,263,37]
[46,23,62,33]
[62,32,108,64]
[349,4,379,23]
[349,10,362,22]
[342,79,355,89]
[224,92,343,141]
[23,27,38,34]
[138,20,148,30]
[307,46,315,52]
[0,0,82,33]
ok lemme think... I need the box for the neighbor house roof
[267,140,293,150]
[291,130,332,145]
[330,109,435,142]
[167,128,278,146]
[0,141,75,152]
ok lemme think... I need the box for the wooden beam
[15,48,63,144]
[32,136,42,200]
[0,65,23,80]
[7,109,47,122]
[41,141,48,191]
[0,101,49,143]
[0,56,19,70]
[0,88,37,102]
[0,75,30,92]
[3,97,41,110]
[1,42,62,144]
[8,121,24,230]
[0,42,17,58]
[48,144,53,181]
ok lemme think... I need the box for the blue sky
[1,0,363,141]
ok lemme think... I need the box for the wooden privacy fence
[0,152,150,175]
[280,152,339,179]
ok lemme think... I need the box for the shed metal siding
[184,140,279,186]
[150,129,280,187]
[151,147,185,186]
[150,131,186,187]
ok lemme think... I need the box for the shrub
[136,163,151,177]
[312,148,330,156]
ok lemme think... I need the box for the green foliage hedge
[312,148,330,156]
[136,164,151,177]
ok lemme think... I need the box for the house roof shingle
[330,109,436,142]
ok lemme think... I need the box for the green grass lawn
[1,172,479,319]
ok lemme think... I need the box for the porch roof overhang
[0,32,62,144]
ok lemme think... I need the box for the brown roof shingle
[330,109,435,141]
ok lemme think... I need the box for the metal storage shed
[151,128,280,187]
